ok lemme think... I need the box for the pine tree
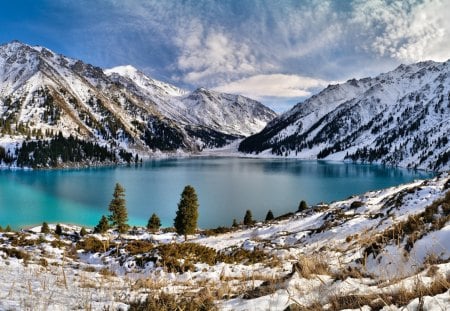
[55,224,63,235]
[243,210,254,226]
[108,183,129,234]
[41,222,50,234]
[147,213,161,233]
[232,218,238,227]
[298,200,308,212]
[174,185,199,241]
[80,227,87,237]
[5,225,12,232]
[94,215,109,234]
[265,210,274,222]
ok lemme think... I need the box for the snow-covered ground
[0,174,449,310]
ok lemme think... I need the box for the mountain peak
[104,65,139,76]
[105,65,187,97]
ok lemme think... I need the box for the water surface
[0,158,433,229]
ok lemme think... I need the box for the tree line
[0,132,139,168]
[87,183,310,241]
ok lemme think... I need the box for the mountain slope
[239,60,450,171]
[105,67,276,137]
[0,41,276,167]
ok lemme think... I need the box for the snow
[242,59,450,172]
[0,41,277,160]
[1,41,450,310]
[0,174,449,309]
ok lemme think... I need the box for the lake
[0,158,433,230]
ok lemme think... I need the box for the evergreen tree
[94,215,109,234]
[0,225,3,232]
[5,225,12,232]
[174,185,199,241]
[298,200,308,212]
[265,210,274,222]
[80,227,87,237]
[55,224,63,235]
[147,213,161,233]
[243,210,254,226]
[108,183,129,234]
[232,218,238,228]
[41,222,50,234]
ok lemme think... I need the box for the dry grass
[327,275,450,310]
[294,255,330,279]
[128,290,217,311]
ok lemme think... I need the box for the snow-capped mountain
[0,41,276,161]
[105,66,276,137]
[239,60,450,171]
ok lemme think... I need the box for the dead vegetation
[128,290,217,311]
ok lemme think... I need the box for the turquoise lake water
[0,158,433,229]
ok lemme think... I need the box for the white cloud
[353,0,450,62]
[174,19,259,85]
[213,74,332,99]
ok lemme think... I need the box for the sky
[1,0,450,113]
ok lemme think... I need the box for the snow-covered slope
[0,41,276,163]
[1,174,449,309]
[239,60,450,171]
[105,67,276,137]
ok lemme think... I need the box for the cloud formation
[2,0,450,111]
[213,74,332,99]
[353,0,450,62]
[174,20,259,85]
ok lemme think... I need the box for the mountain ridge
[0,41,276,167]
[239,59,450,171]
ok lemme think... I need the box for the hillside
[0,41,276,168]
[239,60,450,171]
[0,174,449,309]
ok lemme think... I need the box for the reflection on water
[0,158,433,229]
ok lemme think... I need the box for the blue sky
[1,0,450,112]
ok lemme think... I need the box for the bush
[202,226,235,237]
[350,201,364,209]
[265,210,274,221]
[298,200,308,212]
[243,210,254,226]
[79,227,87,237]
[147,213,161,233]
[76,237,111,253]
[125,240,154,255]
[55,224,63,235]
[94,215,109,234]
[0,247,31,262]
[41,222,50,234]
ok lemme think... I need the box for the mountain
[239,60,450,171]
[105,66,275,137]
[0,41,276,167]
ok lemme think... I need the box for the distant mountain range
[0,41,276,166]
[239,60,450,171]
[2,40,450,171]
